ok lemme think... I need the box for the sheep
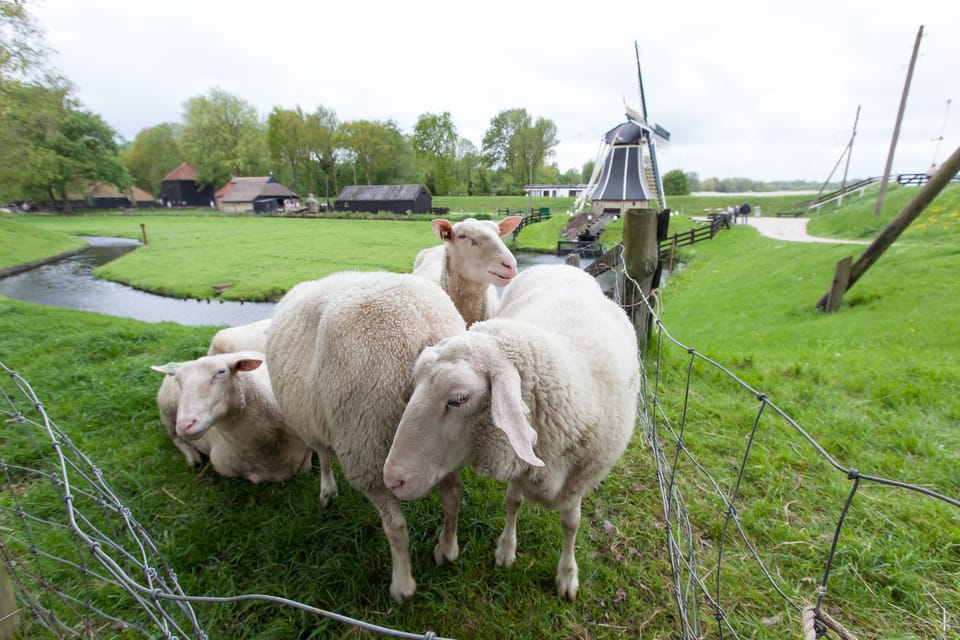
[413,216,522,326]
[265,270,467,602]
[151,351,313,483]
[207,318,271,355]
[383,264,640,601]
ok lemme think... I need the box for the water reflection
[0,236,274,327]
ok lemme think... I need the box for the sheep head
[431,217,521,287]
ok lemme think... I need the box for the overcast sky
[30,0,959,183]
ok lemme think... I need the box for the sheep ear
[431,219,454,242]
[498,215,523,237]
[150,362,179,375]
[232,357,263,372]
[489,363,545,467]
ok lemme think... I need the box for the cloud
[32,0,959,182]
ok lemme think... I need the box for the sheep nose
[501,258,518,276]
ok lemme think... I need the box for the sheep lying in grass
[152,351,312,483]
[266,270,467,602]
[413,216,522,326]
[207,318,271,355]
[383,264,640,600]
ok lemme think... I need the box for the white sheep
[207,318,271,355]
[413,216,522,326]
[266,270,467,602]
[383,264,640,601]
[151,351,312,483]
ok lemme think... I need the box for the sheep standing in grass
[413,216,522,326]
[266,271,467,602]
[152,351,312,483]
[383,264,640,600]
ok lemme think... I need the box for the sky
[29,0,960,183]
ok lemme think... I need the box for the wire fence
[1,251,958,638]
[605,245,960,639]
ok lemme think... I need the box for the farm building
[159,162,215,207]
[523,184,590,198]
[215,176,300,214]
[334,184,431,214]
[65,182,156,210]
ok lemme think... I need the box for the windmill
[573,42,671,215]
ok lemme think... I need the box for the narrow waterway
[0,237,275,327]
[0,237,584,327]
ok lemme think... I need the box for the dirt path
[745,216,869,244]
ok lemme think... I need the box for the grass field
[1,186,958,638]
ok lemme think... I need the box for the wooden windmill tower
[574,42,670,215]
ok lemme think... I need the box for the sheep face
[432,217,521,287]
[169,353,263,439]
[384,333,543,501]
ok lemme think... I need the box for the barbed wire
[0,362,451,640]
[604,243,960,639]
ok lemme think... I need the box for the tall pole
[873,25,923,218]
[837,105,860,207]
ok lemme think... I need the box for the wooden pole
[621,207,659,345]
[0,562,18,639]
[816,143,960,310]
[873,25,923,218]
[837,105,860,208]
[140,223,148,245]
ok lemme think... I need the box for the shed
[160,162,215,207]
[215,176,300,214]
[334,184,431,214]
[66,182,157,210]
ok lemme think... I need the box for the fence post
[622,207,659,346]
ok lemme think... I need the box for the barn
[159,162,215,207]
[66,182,157,210]
[215,176,299,214]
[334,184,431,214]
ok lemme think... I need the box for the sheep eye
[446,394,469,408]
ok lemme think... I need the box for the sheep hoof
[556,571,579,602]
[317,488,338,509]
[433,539,459,565]
[494,542,516,568]
[389,577,416,603]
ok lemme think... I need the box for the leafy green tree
[481,108,557,190]
[267,106,322,198]
[0,79,130,210]
[662,169,690,196]
[412,111,457,195]
[122,123,180,195]
[178,88,268,190]
[339,119,412,186]
[581,160,596,183]
[455,137,482,195]
[0,0,47,80]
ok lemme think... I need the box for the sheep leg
[433,471,462,565]
[366,488,416,602]
[494,480,524,567]
[172,436,206,468]
[555,499,582,601]
[316,447,338,508]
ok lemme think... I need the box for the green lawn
[1,186,958,638]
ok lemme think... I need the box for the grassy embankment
[1,184,957,639]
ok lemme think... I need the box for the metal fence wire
[1,249,958,639]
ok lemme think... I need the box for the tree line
[0,2,580,211]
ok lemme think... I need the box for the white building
[523,184,590,198]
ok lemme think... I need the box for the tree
[339,119,412,186]
[455,137,482,195]
[0,0,48,80]
[412,111,457,195]
[481,108,557,191]
[0,79,130,210]
[267,106,322,199]
[178,88,268,190]
[122,123,180,195]
[662,169,690,196]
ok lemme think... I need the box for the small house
[523,184,590,198]
[334,184,431,214]
[66,182,157,210]
[215,176,299,214]
[160,162,215,207]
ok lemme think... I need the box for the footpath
[744,217,869,245]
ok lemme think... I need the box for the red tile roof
[162,162,198,182]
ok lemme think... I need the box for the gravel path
[745,216,869,244]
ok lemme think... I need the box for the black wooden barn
[160,162,215,207]
[334,184,431,214]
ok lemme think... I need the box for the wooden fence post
[622,207,659,346]
[0,561,18,639]
[139,223,148,245]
